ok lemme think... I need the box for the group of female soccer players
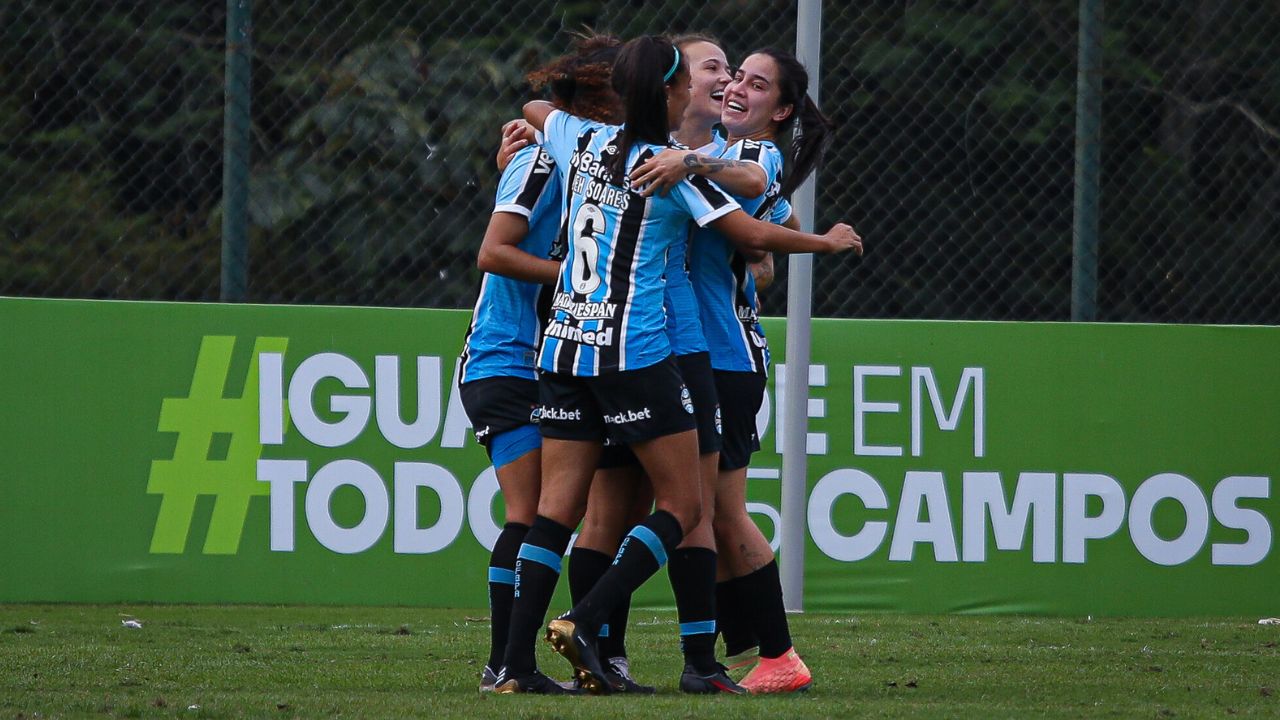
[458,32,862,696]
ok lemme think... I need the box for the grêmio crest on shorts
[537,110,739,376]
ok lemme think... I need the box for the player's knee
[658,498,701,537]
[504,505,537,526]
[679,502,703,536]
[712,508,750,541]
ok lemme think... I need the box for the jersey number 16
[570,204,605,295]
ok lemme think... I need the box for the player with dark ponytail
[701,47,836,695]
[759,47,834,199]
[564,32,737,696]
[496,35,859,695]
[628,45,845,694]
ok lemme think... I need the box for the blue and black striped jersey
[538,109,739,376]
[661,138,708,356]
[459,144,561,383]
[662,222,706,356]
[689,138,792,374]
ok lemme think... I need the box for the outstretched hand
[824,223,864,255]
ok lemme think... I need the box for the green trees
[2,0,1276,320]
[2,2,224,299]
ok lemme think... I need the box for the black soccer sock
[716,575,758,657]
[601,601,633,660]
[601,575,633,659]
[738,560,793,659]
[501,515,573,676]
[568,546,609,653]
[568,546,612,605]
[570,511,683,631]
[487,521,529,670]
[668,546,719,674]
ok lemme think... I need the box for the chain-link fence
[3,1,1278,322]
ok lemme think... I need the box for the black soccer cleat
[479,664,500,693]
[604,656,656,694]
[493,667,581,695]
[545,617,612,695]
[679,663,748,695]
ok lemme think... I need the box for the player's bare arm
[476,212,560,284]
[713,210,862,255]
[750,214,795,289]
[521,100,555,132]
[630,148,767,198]
[750,252,775,290]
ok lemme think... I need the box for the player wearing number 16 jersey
[496,36,861,696]
[537,113,736,377]
[616,45,856,695]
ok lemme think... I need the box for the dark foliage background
[2,1,1277,322]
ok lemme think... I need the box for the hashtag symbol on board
[147,335,288,554]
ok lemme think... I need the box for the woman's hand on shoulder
[629,148,692,197]
[496,119,534,171]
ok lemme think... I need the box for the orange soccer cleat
[738,647,813,694]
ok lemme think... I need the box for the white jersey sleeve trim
[493,203,533,218]
[693,202,739,227]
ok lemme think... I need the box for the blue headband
[663,47,681,82]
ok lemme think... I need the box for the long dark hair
[527,34,622,124]
[606,35,686,184]
[751,47,835,198]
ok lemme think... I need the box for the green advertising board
[765,318,1278,615]
[0,298,1276,615]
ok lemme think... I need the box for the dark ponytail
[752,47,835,198]
[607,35,685,185]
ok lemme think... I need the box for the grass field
[1,604,1276,719]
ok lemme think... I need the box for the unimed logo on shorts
[147,336,510,557]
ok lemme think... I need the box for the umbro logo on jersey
[540,406,582,421]
[545,320,615,347]
[603,407,652,425]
